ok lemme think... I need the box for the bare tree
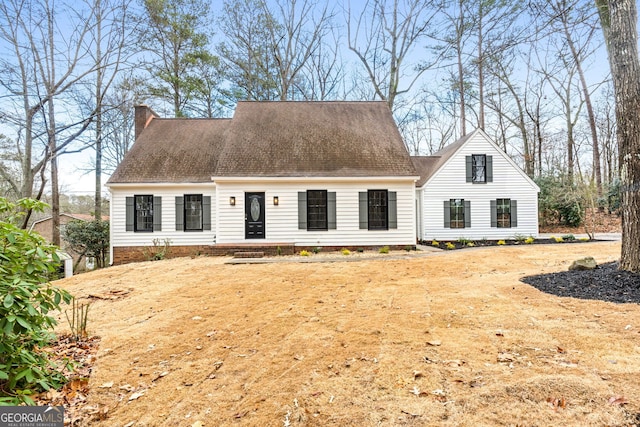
[347,0,444,111]
[0,0,100,233]
[264,0,335,100]
[539,0,604,194]
[595,0,640,272]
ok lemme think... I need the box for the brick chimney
[134,105,159,140]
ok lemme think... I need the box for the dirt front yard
[54,241,640,426]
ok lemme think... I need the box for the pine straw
[53,242,640,426]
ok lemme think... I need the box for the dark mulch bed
[521,262,640,304]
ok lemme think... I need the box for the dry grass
[55,241,640,426]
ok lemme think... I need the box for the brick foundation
[111,243,415,265]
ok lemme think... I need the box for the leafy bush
[312,247,322,254]
[536,175,585,227]
[299,250,310,256]
[562,234,576,241]
[379,246,390,254]
[341,248,351,255]
[467,242,475,247]
[497,240,506,245]
[61,219,109,268]
[431,240,439,247]
[553,236,564,243]
[445,242,455,250]
[457,237,472,245]
[0,198,73,405]
[524,237,535,244]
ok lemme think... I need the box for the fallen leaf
[119,384,135,392]
[128,390,146,401]
[556,346,565,354]
[427,340,441,346]
[98,381,114,388]
[153,371,169,382]
[497,353,514,363]
[192,421,204,427]
[608,396,628,406]
[234,411,248,419]
[413,370,423,379]
[192,316,203,321]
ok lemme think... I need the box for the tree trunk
[596,0,640,272]
[94,0,103,220]
[562,19,602,195]
[477,1,485,130]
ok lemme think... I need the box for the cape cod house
[107,102,539,265]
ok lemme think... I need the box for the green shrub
[312,247,322,254]
[356,247,364,253]
[61,219,109,268]
[379,246,390,254]
[457,237,472,245]
[562,234,576,241]
[404,245,412,252]
[0,198,73,405]
[536,175,584,227]
[467,242,475,247]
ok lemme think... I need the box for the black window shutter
[511,200,517,227]
[490,200,497,228]
[298,192,307,230]
[466,156,472,182]
[126,197,134,231]
[464,200,471,228]
[328,192,337,230]
[486,156,493,182]
[175,196,184,231]
[153,196,162,231]
[359,192,368,229]
[203,196,212,230]
[443,200,451,228]
[388,191,397,229]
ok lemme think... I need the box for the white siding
[109,184,217,248]
[421,132,539,240]
[216,180,416,246]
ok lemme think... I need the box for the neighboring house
[106,102,420,264]
[412,129,540,241]
[30,213,109,273]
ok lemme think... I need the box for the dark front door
[245,192,265,239]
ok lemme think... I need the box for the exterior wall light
[273,196,279,206]
[229,196,236,206]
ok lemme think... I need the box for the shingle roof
[215,101,417,178]
[108,102,418,184]
[107,118,230,183]
[411,131,475,187]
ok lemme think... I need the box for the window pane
[135,195,153,232]
[497,198,511,228]
[185,194,203,231]
[368,190,388,230]
[307,190,328,230]
[472,155,486,183]
[450,198,465,228]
